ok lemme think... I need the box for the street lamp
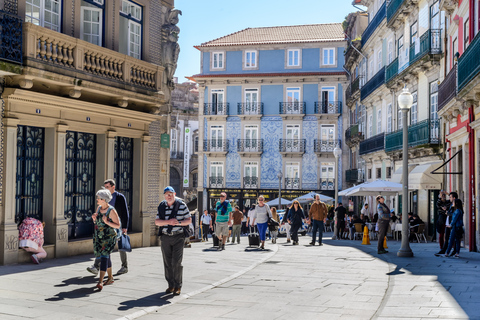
[397,86,414,257]
[333,146,342,240]
[278,172,283,209]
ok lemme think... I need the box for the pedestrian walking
[376,195,390,254]
[241,208,248,235]
[252,195,272,250]
[436,191,450,250]
[445,199,464,258]
[201,210,212,241]
[155,186,191,296]
[309,194,328,246]
[247,205,257,233]
[215,192,232,251]
[334,203,347,239]
[282,204,292,243]
[287,200,305,245]
[92,188,121,290]
[270,207,280,244]
[87,179,130,276]
[231,206,243,244]
[435,192,458,256]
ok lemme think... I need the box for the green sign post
[160,133,170,148]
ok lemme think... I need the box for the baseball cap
[390,209,395,213]
[164,186,175,194]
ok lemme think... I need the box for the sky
[173,0,364,82]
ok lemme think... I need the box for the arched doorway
[170,167,181,195]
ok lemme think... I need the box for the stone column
[140,135,151,246]
[0,118,20,265]
[106,130,117,180]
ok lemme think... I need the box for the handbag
[118,233,132,252]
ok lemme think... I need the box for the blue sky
[173,0,363,82]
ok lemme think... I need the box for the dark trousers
[202,224,210,241]
[377,219,389,251]
[94,250,128,269]
[311,220,324,244]
[437,224,446,249]
[291,223,301,242]
[336,221,345,239]
[160,234,185,289]
[439,227,453,254]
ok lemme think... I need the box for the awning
[408,162,443,190]
[391,165,417,184]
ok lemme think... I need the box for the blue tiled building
[192,24,348,209]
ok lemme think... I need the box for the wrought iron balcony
[243,176,258,189]
[237,102,263,115]
[359,132,385,155]
[385,58,399,84]
[319,178,335,190]
[279,102,306,114]
[279,139,306,153]
[385,119,440,152]
[285,178,300,190]
[237,139,263,153]
[203,139,229,152]
[361,2,386,47]
[438,65,457,111]
[361,67,385,101]
[458,31,480,92]
[409,29,442,65]
[387,0,405,24]
[314,139,341,153]
[345,123,364,146]
[314,101,342,114]
[209,176,224,188]
[346,169,364,183]
[0,10,23,64]
[204,103,229,116]
[170,152,184,159]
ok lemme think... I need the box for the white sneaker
[86,265,99,275]
[117,266,128,274]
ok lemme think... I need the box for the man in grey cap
[155,186,191,296]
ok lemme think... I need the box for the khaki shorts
[216,222,229,237]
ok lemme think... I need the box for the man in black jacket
[87,179,130,275]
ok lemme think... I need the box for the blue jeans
[311,220,324,244]
[257,222,268,241]
[446,227,461,255]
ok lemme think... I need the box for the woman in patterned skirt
[92,188,121,290]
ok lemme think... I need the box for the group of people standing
[435,191,464,258]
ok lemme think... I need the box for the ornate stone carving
[162,9,182,89]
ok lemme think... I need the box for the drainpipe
[468,105,476,251]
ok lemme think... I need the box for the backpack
[157,200,192,237]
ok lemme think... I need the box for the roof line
[191,71,347,78]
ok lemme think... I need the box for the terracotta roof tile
[198,23,345,47]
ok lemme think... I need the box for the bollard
[362,226,371,245]
[383,236,388,249]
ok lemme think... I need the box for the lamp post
[278,172,283,209]
[397,86,414,257]
[332,146,342,239]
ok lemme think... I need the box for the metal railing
[385,58,399,83]
[285,178,300,190]
[314,139,341,153]
[204,103,229,116]
[319,178,335,190]
[361,2,386,47]
[279,102,306,114]
[203,139,229,152]
[346,169,363,183]
[237,102,263,115]
[438,65,457,111]
[458,31,480,92]
[243,176,258,189]
[314,101,342,114]
[361,67,385,101]
[345,123,364,145]
[409,29,442,65]
[0,10,23,64]
[359,132,385,155]
[237,139,264,153]
[387,0,405,23]
[170,152,184,159]
[209,176,224,188]
[279,139,306,153]
[384,119,440,152]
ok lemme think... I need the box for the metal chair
[412,224,427,243]
[324,220,333,232]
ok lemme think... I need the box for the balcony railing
[23,23,162,90]
[385,58,399,83]
[320,178,335,190]
[458,31,480,92]
[409,29,442,65]
[0,10,23,64]
[170,151,184,159]
[345,124,364,145]
[279,102,306,114]
[438,65,457,111]
[204,103,229,116]
[209,176,224,188]
[314,101,342,114]
[361,2,386,47]
[346,169,364,183]
[203,139,229,152]
[279,139,306,153]
[361,67,385,101]
[359,132,385,155]
[385,119,440,152]
[314,139,341,153]
[387,0,405,23]
[237,139,264,153]
[243,176,258,189]
[285,178,300,190]
[237,102,263,115]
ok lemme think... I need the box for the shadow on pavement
[46,287,97,301]
[54,276,96,287]
[118,292,172,311]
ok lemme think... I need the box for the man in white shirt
[200,210,212,241]
[247,205,257,232]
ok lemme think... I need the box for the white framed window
[25,0,62,32]
[323,48,335,66]
[387,104,392,133]
[320,162,335,190]
[285,88,302,114]
[244,125,259,151]
[244,88,259,114]
[244,162,258,179]
[411,92,418,125]
[398,104,403,130]
[170,129,177,154]
[287,49,301,67]
[377,50,382,71]
[210,161,224,187]
[285,162,300,189]
[377,109,382,134]
[244,51,257,68]
[212,52,224,69]
[210,125,224,151]
[211,89,226,115]
[388,41,393,64]
[398,36,404,55]
[119,1,143,59]
[128,21,141,59]
[320,125,335,141]
[430,81,439,141]
[411,21,418,45]
[369,114,373,137]
[369,59,374,79]
[81,7,103,46]
[121,0,141,20]
[93,0,104,4]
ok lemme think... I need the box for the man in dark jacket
[436,191,450,250]
[87,179,130,275]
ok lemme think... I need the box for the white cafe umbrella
[294,192,334,204]
[265,197,293,207]
[343,179,403,197]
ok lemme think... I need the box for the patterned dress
[93,206,118,258]
[18,218,44,250]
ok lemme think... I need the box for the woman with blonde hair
[270,207,280,244]
[252,195,272,250]
[287,200,306,245]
